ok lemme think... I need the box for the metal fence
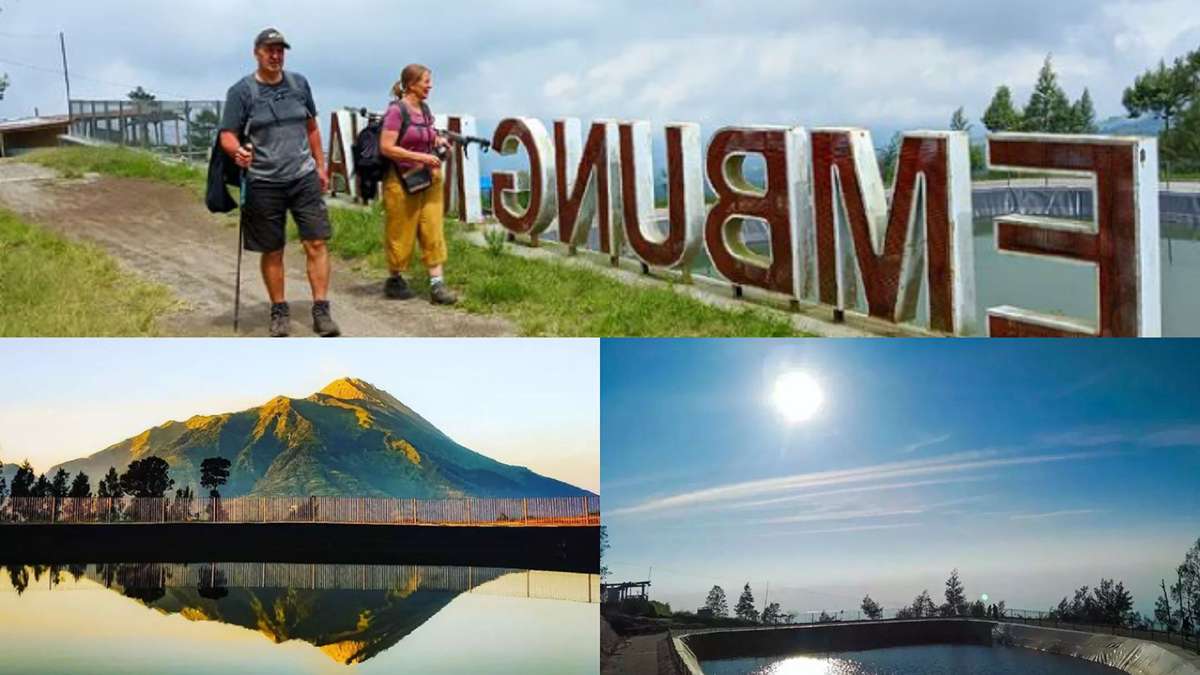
[670,606,1199,655]
[12,562,601,603]
[68,98,223,161]
[0,495,600,527]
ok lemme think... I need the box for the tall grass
[0,208,176,336]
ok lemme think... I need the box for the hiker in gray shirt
[219,27,339,337]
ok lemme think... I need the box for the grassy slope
[328,202,797,336]
[0,207,176,336]
[23,146,804,337]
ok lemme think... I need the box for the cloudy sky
[0,339,600,493]
[2,0,1198,142]
[603,339,1200,617]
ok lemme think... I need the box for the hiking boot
[312,300,341,337]
[384,273,416,300]
[430,281,458,306]
[269,302,290,338]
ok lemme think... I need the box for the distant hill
[47,377,592,499]
[1097,115,1164,137]
[0,463,19,487]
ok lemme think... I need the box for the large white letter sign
[553,118,620,252]
[986,134,1161,337]
[327,109,366,200]
[439,115,484,224]
[703,126,811,298]
[491,117,557,238]
[811,129,975,334]
[619,121,706,271]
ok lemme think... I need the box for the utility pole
[59,32,71,120]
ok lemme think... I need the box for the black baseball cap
[254,28,291,49]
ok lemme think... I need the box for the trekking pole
[234,143,252,333]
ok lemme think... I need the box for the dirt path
[604,632,671,675]
[0,161,514,337]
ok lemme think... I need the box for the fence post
[466,498,472,525]
[523,498,528,525]
[412,498,417,524]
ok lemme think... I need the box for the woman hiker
[377,64,457,305]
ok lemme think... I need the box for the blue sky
[2,1,1198,151]
[0,338,599,492]
[602,340,1200,617]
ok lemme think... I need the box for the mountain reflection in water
[0,563,599,675]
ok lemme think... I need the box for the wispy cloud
[751,506,928,526]
[1141,425,1200,448]
[1036,429,1130,448]
[1047,367,1119,400]
[728,476,990,510]
[607,449,1109,517]
[898,433,952,454]
[1010,509,1104,521]
[761,522,923,536]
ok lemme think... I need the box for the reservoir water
[0,562,599,675]
[679,219,1200,336]
[701,644,1125,675]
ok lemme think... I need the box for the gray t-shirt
[220,72,318,183]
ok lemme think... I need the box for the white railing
[0,495,600,527]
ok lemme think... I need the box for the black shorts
[241,171,332,253]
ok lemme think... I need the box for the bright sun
[771,371,824,424]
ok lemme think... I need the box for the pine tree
[1071,89,1098,133]
[1163,97,1200,171]
[0,73,8,101]
[11,461,35,498]
[99,467,124,499]
[761,602,784,624]
[1023,56,1074,132]
[861,594,884,620]
[68,472,91,499]
[950,107,972,132]
[910,589,937,618]
[704,585,729,617]
[876,133,902,186]
[944,569,967,616]
[31,474,51,497]
[50,468,70,498]
[735,582,758,622]
[1123,57,1195,133]
[982,86,1022,131]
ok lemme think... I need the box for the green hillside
[48,378,591,499]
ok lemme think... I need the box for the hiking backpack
[351,100,432,202]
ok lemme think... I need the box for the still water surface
[0,562,598,675]
[702,644,1124,675]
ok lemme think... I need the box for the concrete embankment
[999,622,1200,675]
[0,523,599,573]
[668,620,1200,675]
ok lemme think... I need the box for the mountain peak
[317,377,387,402]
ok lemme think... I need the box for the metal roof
[0,115,71,133]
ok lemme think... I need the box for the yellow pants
[382,167,447,272]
